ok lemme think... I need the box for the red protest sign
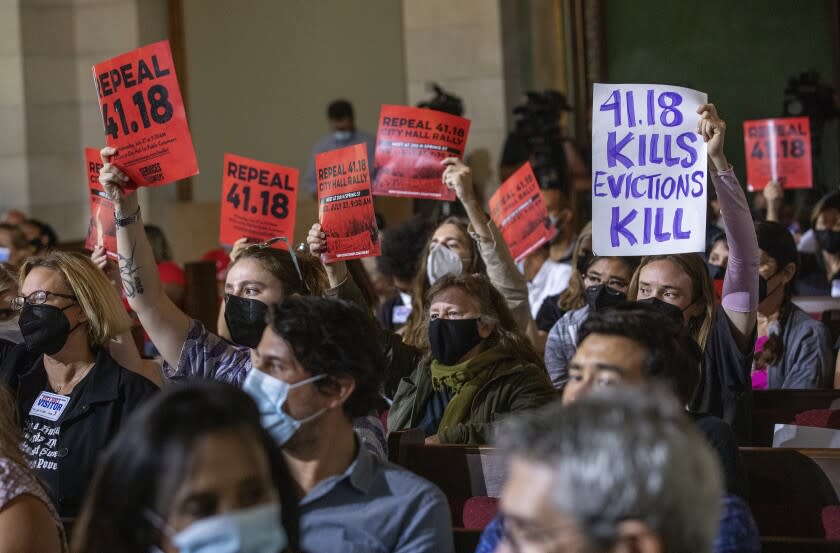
[92,40,198,188]
[489,162,553,263]
[219,154,298,246]
[83,148,117,258]
[743,116,812,190]
[372,105,470,200]
[317,144,380,264]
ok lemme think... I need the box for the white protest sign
[592,83,708,255]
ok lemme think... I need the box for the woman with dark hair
[71,380,298,553]
[752,221,832,389]
[796,191,840,296]
[386,273,555,444]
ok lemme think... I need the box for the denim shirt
[299,444,454,553]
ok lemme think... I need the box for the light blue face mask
[243,368,327,446]
[333,130,352,142]
[148,501,287,553]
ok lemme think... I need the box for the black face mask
[429,317,482,366]
[585,285,627,311]
[758,272,784,303]
[19,303,76,356]
[816,230,840,255]
[707,262,726,280]
[224,294,268,349]
[637,297,686,324]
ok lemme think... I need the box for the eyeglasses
[583,273,628,291]
[242,236,307,290]
[12,290,76,311]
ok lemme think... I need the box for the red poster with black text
[83,148,118,259]
[373,105,470,200]
[92,40,198,187]
[743,117,812,190]
[219,154,298,246]
[489,162,553,263]
[317,144,380,264]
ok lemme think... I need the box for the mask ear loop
[259,236,310,294]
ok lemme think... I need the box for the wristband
[115,206,141,227]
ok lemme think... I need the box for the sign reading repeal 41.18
[592,83,708,256]
[92,40,199,187]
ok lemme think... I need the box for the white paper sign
[28,391,70,422]
[592,83,708,255]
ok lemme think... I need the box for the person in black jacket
[11,251,158,518]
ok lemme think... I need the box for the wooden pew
[741,448,840,537]
[761,537,840,552]
[752,390,840,446]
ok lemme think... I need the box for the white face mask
[426,243,464,285]
[333,130,352,141]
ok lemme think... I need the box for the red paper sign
[372,105,470,200]
[83,148,118,258]
[92,40,198,187]
[488,162,553,263]
[317,144,380,264]
[743,116,812,190]
[219,154,299,246]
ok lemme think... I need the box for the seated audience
[71,380,298,553]
[0,223,34,268]
[0,384,64,552]
[544,254,639,389]
[0,264,21,344]
[20,219,58,255]
[752,221,832,388]
[376,216,434,332]
[386,273,555,444]
[9,251,158,518]
[534,221,592,335]
[628,104,758,444]
[246,297,454,552]
[707,231,729,278]
[493,387,722,553]
[797,190,840,296]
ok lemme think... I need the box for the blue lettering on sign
[610,207,692,247]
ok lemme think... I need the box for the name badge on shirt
[29,391,70,422]
[392,305,412,325]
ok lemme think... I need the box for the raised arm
[698,105,758,348]
[98,146,192,368]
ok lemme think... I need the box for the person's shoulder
[379,460,448,502]
[788,304,828,333]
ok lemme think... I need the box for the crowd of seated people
[1,94,839,553]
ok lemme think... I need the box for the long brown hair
[426,273,543,367]
[402,216,487,348]
[0,384,25,468]
[230,244,328,299]
[628,254,716,350]
[556,222,592,312]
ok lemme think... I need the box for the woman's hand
[229,237,250,262]
[91,245,109,271]
[307,223,327,256]
[441,157,476,205]
[696,103,729,172]
[99,147,138,213]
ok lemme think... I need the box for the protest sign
[219,154,298,246]
[743,116,812,190]
[489,162,553,263]
[592,83,708,255]
[92,40,198,187]
[83,148,117,258]
[317,143,380,263]
[372,105,470,200]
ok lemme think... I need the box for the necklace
[49,362,94,396]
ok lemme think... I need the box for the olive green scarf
[430,347,507,433]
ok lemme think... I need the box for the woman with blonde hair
[0,384,65,552]
[6,251,158,518]
[628,104,758,444]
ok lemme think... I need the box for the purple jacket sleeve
[713,166,759,313]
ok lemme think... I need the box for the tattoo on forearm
[118,240,145,298]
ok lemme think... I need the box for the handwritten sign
[743,116,812,190]
[592,83,707,255]
[372,105,470,200]
[489,162,553,263]
[83,148,117,258]
[317,144,380,263]
[92,40,198,187]
[219,154,298,246]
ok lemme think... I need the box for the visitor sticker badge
[29,391,71,422]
